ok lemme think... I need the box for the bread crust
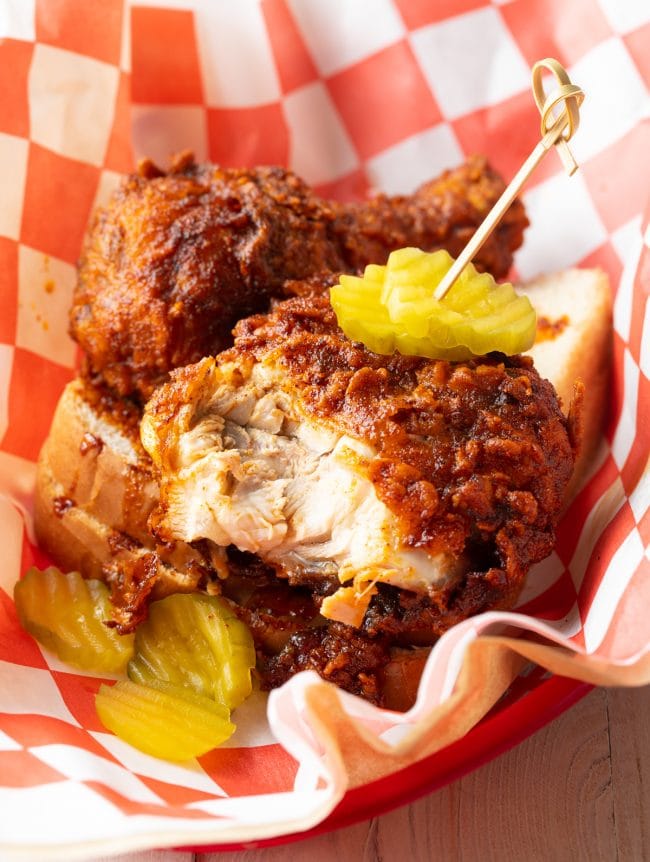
[34,379,157,580]
[34,379,206,620]
[522,268,613,496]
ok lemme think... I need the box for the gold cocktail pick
[434,58,585,301]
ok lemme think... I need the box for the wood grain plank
[607,684,650,862]
[90,852,193,862]
[449,686,615,861]
[198,822,373,862]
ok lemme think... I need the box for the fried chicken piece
[258,622,391,704]
[71,152,527,401]
[141,294,575,640]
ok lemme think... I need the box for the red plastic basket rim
[181,673,591,853]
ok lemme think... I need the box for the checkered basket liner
[0,0,648,855]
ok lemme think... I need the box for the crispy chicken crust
[145,294,576,650]
[71,152,527,401]
[232,297,575,597]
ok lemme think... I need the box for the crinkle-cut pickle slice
[128,593,255,709]
[330,247,537,360]
[331,276,474,360]
[13,567,134,673]
[95,680,235,761]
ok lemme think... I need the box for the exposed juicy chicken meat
[71,152,528,401]
[142,294,577,634]
[142,355,464,626]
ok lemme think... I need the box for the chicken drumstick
[71,152,527,401]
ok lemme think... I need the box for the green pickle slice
[128,593,256,709]
[15,570,255,759]
[330,247,537,360]
[95,680,235,761]
[13,567,134,673]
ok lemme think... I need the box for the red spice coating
[258,622,391,704]
[227,293,577,614]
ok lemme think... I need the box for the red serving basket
[184,672,591,852]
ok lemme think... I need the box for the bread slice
[34,379,156,580]
[34,380,204,602]
[521,268,612,495]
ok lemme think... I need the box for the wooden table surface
[86,683,650,862]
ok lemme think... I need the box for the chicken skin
[142,294,577,642]
[71,152,527,401]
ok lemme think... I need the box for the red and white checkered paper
[1,0,649,856]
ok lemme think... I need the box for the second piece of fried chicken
[71,153,527,401]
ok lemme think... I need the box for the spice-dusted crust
[148,293,577,651]
[231,295,576,583]
[71,153,527,401]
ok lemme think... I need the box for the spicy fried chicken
[142,295,577,653]
[71,153,527,401]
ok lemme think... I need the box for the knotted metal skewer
[434,58,585,301]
